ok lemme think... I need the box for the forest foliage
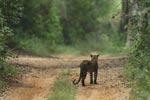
[0,0,21,87]
[1,0,122,56]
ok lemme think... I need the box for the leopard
[73,54,99,86]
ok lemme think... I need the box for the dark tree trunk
[125,0,138,47]
[119,0,129,38]
[119,0,138,47]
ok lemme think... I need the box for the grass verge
[48,71,76,100]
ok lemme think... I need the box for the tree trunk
[125,0,138,48]
[119,0,138,48]
[119,0,129,41]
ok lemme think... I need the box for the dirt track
[74,67,129,100]
[0,55,130,100]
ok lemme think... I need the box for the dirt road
[0,55,130,100]
[74,67,129,100]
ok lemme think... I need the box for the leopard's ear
[90,54,93,58]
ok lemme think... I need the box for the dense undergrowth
[16,32,125,56]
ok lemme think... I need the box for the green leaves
[0,0,22,76]
[47,0,63,44]
[21,0,63,44]
[0,0,23,25]
[0,26,13,60]
[58,0,119,44]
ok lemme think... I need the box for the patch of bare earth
[0,55,130,100]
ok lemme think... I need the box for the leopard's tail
[73,70,82,85]
[73,77,81,85]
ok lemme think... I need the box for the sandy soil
[0,55,130,100]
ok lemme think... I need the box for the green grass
[48,71,76,100]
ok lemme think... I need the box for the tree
[126,0,150,99]
[119,0,129,34]
[20,0,63,44]
[119,0,139,47]
[44,0,63,44]
[59,0,97,44]
[0,0,23,58]
[0,0,23,70]
[57,0,116,44]
[0,0,23,27]
[125,0,138,47]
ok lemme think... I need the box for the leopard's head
[90,53,99,62]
